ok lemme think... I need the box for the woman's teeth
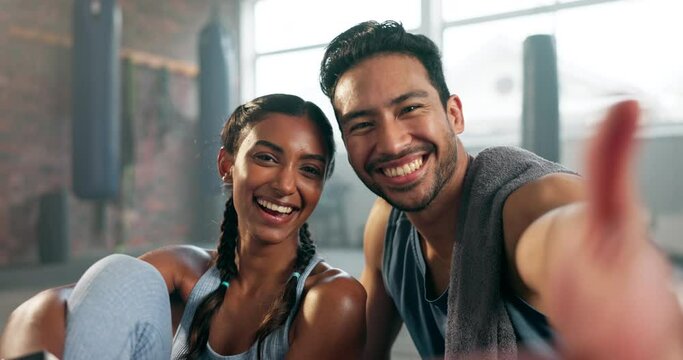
[256,198,293,214]
[382,158,423,178]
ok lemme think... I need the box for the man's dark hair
[319,20,451,108]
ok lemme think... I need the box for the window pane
[255,0,421,53]
[556,0,683,130]
[442,14,554,144]
[442,0,554,22]
[254,47,341,144]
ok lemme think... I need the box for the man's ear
[446,94,465,135]
[217,148,234,183]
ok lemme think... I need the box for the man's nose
[375,119,411,156]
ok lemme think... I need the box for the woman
[0,94,366,359]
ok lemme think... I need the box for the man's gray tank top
[171,255,323,359]
[383,147,569,359]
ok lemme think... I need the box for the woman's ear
[217,148,234,184]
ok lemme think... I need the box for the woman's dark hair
[319,20,451,109]
[184,94,335,359]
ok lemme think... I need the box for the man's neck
[403,142,470,296]
[405,141,470,248]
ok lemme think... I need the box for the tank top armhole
[381,207,402,293]
[284,255,324,329]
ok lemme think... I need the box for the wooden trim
[8,25,198,77]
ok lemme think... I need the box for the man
[319,20,683,359]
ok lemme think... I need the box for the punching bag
[198,9,235,196]
[522,34,560,163]
[72,0,122,199]
[37,189,69,263]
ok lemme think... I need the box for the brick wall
[0,0,240,266]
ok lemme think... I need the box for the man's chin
[363,180,434,211]
[387,198,433,212]
[377,190,434,212]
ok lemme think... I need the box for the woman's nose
[272,166,296,195]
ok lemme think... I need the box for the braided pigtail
[181,93,333,358]
[184,198,239,359]
[254,222,317,358]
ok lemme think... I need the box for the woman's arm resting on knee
[0,286,72,359]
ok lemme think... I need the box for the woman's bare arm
[0,285,72,359]
[286,269,367,360]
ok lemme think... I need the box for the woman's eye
[254,153,276,163]
[302,166,322,177]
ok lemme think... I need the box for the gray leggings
[63,254,172,360]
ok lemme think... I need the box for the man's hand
[545,100,683,359]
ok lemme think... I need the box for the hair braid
[298,222,317,266]
[254,222,317,358]
[181,93,333,358]
[184,198,239,359]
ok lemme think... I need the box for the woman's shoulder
[139,245,216,298]
[302,261,366,317]
[141,244,215,272]
[288,261,366,357]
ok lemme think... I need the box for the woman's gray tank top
[171,255,323,359]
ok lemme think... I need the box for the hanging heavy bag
[72,0,122,199]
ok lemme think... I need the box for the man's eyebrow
[339,90,431,125]
[340,109,375,126]
[389,90,430,106]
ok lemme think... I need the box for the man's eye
[400,105,421,115]
[349,122,372,132]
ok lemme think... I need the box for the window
[254,0,421,53]
[249,0,422,145]
[442,0,554,21]
[442,14,554,144]
[244,0,683,255]
[556,0,683,132]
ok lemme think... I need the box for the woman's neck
[232,232,300,293]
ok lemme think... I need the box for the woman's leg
[64,254,172,360]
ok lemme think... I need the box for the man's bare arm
[360,198,404,360]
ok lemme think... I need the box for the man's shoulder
[470,146,572,184]
[363,198,395,270]
[474,146,544,165]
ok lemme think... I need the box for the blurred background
[0,0,682,356]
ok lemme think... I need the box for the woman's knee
[68,254,169,316]
[64,254,172,358]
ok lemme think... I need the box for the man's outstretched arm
[510,101,683,359]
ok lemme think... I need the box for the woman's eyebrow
[255,140,325,163]
[254,140,283,154]
[301,153,326,163]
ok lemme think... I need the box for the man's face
[332,54,464,212]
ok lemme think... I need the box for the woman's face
[228,113,329,244]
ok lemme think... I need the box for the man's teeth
[382,158,424,178]
[257,199,293,214]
